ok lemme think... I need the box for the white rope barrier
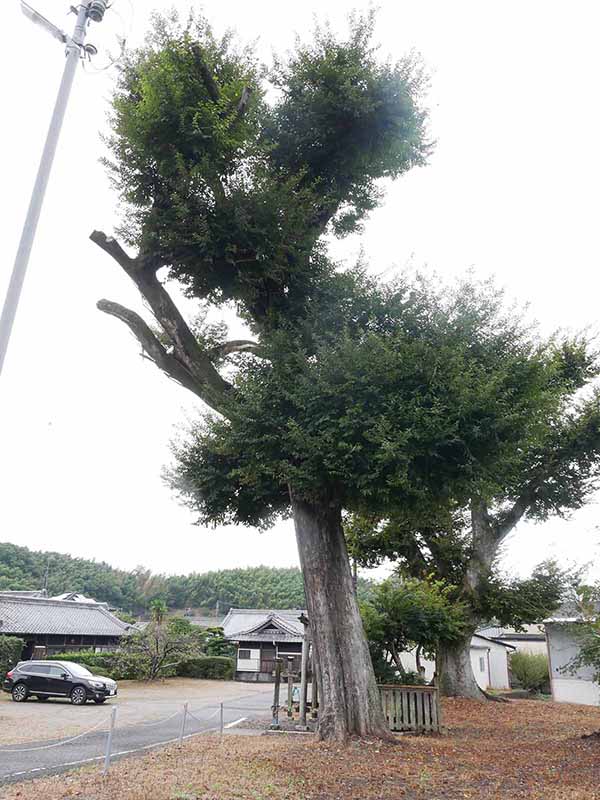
[0,714,108,753]
[118,709,182,729]
[186,706,221,725]
[0,698,272,760]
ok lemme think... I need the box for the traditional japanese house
[222,608,307,681]
[0,592,131,658]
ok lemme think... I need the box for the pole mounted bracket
[21,1,67,44]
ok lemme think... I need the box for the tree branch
[191,44,220,103]
[97,300,209,397]
[89,231,138,272]
[208,339,263,359]
[493,495,530,544]
[465,499,497,594]
[91,230,234,414]
[236,86,252,119]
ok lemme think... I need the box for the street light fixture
[20,1,67,43]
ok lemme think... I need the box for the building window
[238,649,251,660]
[479,657,485,673]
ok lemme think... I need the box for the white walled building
[400,633,514,691]
[477,623,547,656]
[545,603,600,707]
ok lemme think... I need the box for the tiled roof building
[0,592,131,658]
[222,608,307,681]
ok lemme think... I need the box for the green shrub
[0,636,24,674]
[510,651,550,692]
[176,656,235,680]
[47,651,152,681]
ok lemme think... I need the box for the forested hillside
[0,543,141,610]
[0,543,373,613]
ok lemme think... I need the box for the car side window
[48,665,67,677]
[19,664,34,674]
[33,664,51,675]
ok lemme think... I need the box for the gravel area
[0,678,271,745]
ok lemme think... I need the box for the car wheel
[94,698,106,704]
[70,686,87,705]
[36,696,49,702]
[11,683,28,703]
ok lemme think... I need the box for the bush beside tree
[360,577,467,683]
[176,656,235,680]
[0,635,24,674]
[47,651,152,681]
[510,652,550,693]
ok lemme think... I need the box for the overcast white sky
[0,0,599,582]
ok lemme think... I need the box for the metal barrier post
[103,706,117,776]
[179,702,188,746]
[220,702,224,739]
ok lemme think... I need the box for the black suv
[3,660,118,705]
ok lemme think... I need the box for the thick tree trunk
[290,490,392,742]
[438,629,484,700]
[435,499,513,701]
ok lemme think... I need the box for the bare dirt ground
[2,697,600,799]
[0,678,270,745]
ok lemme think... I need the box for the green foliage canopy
[360,577,466,681]
[170,275,600,531]
[105,11,430,327]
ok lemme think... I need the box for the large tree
[345,282,600,698]
[92,11,430,740]
[172,275,600,702]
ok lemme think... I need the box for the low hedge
[47,652,235,681]
[0,635,24,675]
[176,656,235,680]
[47,651,151,681]
[510,651,550,693]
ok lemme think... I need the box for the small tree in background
[201,626,235,658]
[124,601,204,680]
[564,583,600,684]
[361,577,466,682]
[572,625,600,684]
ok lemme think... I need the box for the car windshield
[65,663,93,678]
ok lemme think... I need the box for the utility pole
[43,555,51,595]
[0,1,109,377]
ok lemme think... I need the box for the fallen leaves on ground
[2,698,600,800]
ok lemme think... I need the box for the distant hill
[0,542,141,611]
[0,542,373,614]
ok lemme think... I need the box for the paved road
[0,688,273,786]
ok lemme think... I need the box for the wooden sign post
[286,655,295,718]
[270,657,283,730]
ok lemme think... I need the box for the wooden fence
[378,684,441,733]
